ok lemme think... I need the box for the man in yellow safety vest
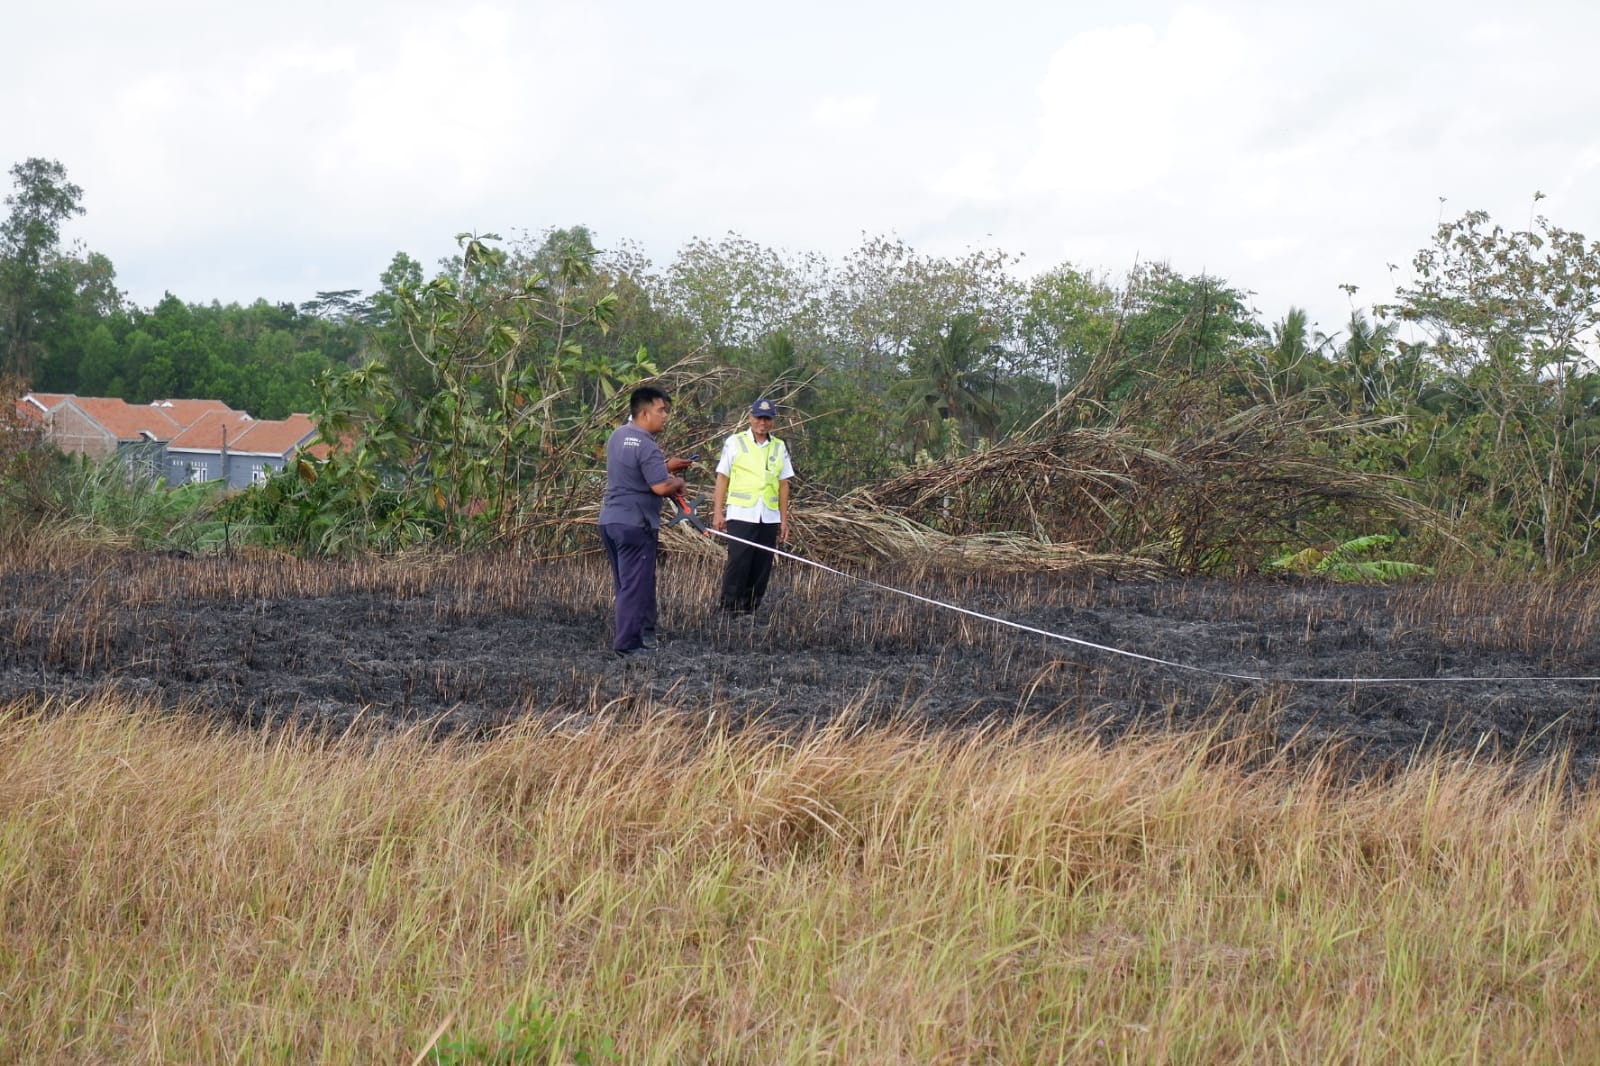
[711,397,794,613]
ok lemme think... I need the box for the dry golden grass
[3,697,1598,1064]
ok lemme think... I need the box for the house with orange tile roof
[165,410,318,488]
[164,410,254,486]
[147,398,234,426]
[19,392,321,489]
[229,413,320,484]
[22,393,226,454]
[15,393,71,426]
[40,396,185,482]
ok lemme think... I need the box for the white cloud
[1020,8,1253,199]
[931,152,1002,204]
[811,93,880,130]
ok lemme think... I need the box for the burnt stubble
[4,544,1598,782]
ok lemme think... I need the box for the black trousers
[719,519,781,612]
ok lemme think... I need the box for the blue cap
[751,398,777,418]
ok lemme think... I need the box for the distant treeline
[6,157,1600,572]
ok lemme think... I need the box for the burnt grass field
[5,541,1600,782]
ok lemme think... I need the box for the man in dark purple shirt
[599,386,693,657]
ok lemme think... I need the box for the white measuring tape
[703,526,1600,686]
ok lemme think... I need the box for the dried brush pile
[859,388,1437,575]
[542,495,1161,579]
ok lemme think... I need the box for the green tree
[0,158,85,383]
[1120,264,1261,373]
[299,288,371,325]
[262,233,655,553]
[366,252,433,399]
[1249,307,1332,404]
[1078,264,1262,407]
[1020,263,1117,405]
[664,231,828,355]
[73,323,122,396]
[68,250,124,319]
[508,227,699,417]
[825,235,1023,394]
[1380,207,1600,568]
[891,313,1005,457]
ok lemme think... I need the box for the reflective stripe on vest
[725,431,785,510]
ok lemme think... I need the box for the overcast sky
[7,0,1599,340]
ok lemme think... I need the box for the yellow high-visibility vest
[725,431,786,511]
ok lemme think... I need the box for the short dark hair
[629,385,671,417]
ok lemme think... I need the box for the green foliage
[1020,263,1117,396]
[1266,535,1432,583]
[890,313,1005,456]
[244,233,655,554]
[1,158,85,383]
[223,446,434,556]
[429,995,615,1066]
[1059,265,1264,414]
[827,235,1025,396]
[1378,207,1600,570]
[665,232,827,353]
[798,377,898,490]
[30,292,342,418]
[2,449,232,553]
[1116,264,1262,380]
[1,155,354,416]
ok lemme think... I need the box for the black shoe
[615,646,655,661]
[641,632,658,649]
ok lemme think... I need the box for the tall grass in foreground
[2,699,1598,1065]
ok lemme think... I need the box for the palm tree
[753,330,821,410]
[1257,307,1333,402]
[890,313,1004,457]
[1329,312,1420,414]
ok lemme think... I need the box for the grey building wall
[114,441,166,486]
[166,450,290,489]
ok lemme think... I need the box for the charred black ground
[4,549,1599,782]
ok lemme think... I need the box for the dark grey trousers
[600,523,658,651]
